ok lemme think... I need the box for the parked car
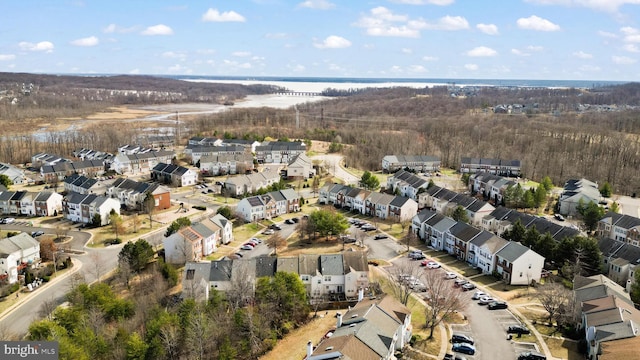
[409,250,426,260]
[291,217,299,223]
[452,343,476,355]
[263,229,275,235]
[409,280,427,292]
[426,261,441,269]
[234,252,244,258]
[374,234,388,240]
[270,224,282,230]
[243,242,256,248]
[554,214,565,221]
[444,272,457,279]
[453,279,468,287]
[285,219,295,224]
[488,301,508,310]
[507,325,531,335]
[240,245,254,250]
[541,269,551,278]
[250,237,262,243]
[451,333,474,345]
[517,351,546,360]
[31,231,45,237]
[343,237,357,243]
[362,225,376,232]
[443,355,467,360]
[3,218,15,224]
[478,296,495,305]
[461,283,476,291]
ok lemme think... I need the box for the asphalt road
[311,154,359,186]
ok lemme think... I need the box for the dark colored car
[517,351,546,360]
[452,343,476,355]
[343,237,357,243]
[270,224,282,230]
[461,282,476,291]
[31,231,45,237]
[507,325,531,335]
[285,219,295,224]
[374,234,388,240]
[488,301,508,310]
[451,333,474,345]
[453,279,468,287]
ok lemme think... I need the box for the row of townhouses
[381,155,441,173]
[306,294,412,360]
[0,190,62,217]
[0,233,40,284]
[163,214,233,265]
[236,188,300,222]
[419,184,496,226]
[184,144,247,164]
[319,184,418,222]
[41,159,106,183]
[150,163,198,187]
[284,153,315,179]
[597,212,640,291]
[182,252,369,304]
[188,137,260,153]
[411,208,545,285]
[223,169,281,197]
[198,153,255,176]
[459,157,522,176]
[61,192,121,226]
[386,169,429,200]
[255,141,306,164]
[468,171,517,205]
[111,150,175,176]
[72,148,115,162]
[0,163,27,185]
[573,274,640,360]
[559,178,602,217]
[31,153,69,168]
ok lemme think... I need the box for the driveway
[311,154,359,185]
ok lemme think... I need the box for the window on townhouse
[520,272,523,277]
[324,276,332,282]
[317,279,321,284]
[528,264,532,269]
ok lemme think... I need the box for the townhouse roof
[598,238,640,266]
[466,198,491,213]
[320,254,345,276]
[448,222,481,242]
[0,191,15,201]
[434,188,458,202]
[390,196,412,208]
[528,218,564,237]
[496,241,531,262]
[342,251,368,272]
[10,191,28,201]
[383,155,440,164]
[613,214,640,230]
[309,333,379,360]
[574,274,632,305]
[276,257,299,274]
[552,227,580,241]
[256,142,306,151]
[425,185,443,197]
[593,320,640,344]
[279,188,299,201]
[268,190,286,202]
[245,196,264,207]
[366,192,394,206]
[414,209,437,224]
[503,211,536,227]
[328,184,349,195]
[346,187,363,198]
[0,233,38,257]
[470,230,509,253]
[432,217,457,232]
[450,194,477,209]
[209,260,233,282]
[34,191,55,202]
[298,254,320,276]
[425,213,446,226]
[200,152,253,164]
[582,295,618,314]
[209,214,230,229]
[487,206,513,220]
[462,158,521,167]
[190,223,215,239]
[599,334,640,360]
[254,255,277,278]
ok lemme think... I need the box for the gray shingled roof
[320,254,344,276]
[496,241,531,262]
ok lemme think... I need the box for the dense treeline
[27,265,310,360]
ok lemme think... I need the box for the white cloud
[129,68,140,74]
[288,64,306,72]
[314,35,352,49]
[408,65,427,73]
[476,23,499,35]
[389,0,455,4]
[402,48,413,54]
[196,49,216,54]
[18,41,54,52]
[623,44,640,52]
[162,51,186,60]
[168,64,192,74]
[0,54,16,61]
[511,49,530,56]
[579,65,601,72]
[465,63,479,70]
[370,6,408,22]
[103,24,137,34]
[354,7,420,38]
[598,30,617,38]
[621,27,640,43]
[573,50,593,59]
[71,36,99,47]
[232,51,251,57]
[298,0,335,9]
[202,8,246,22]
[612,55,636,64]
[390,65,403,73]
[516,15,560,31]
[223,60,253,69]
[527,45,544,51]
[524,0,640,13]
[466,46,497,57]
[411,16,469,31]
[422,55,438,61]
[141,24,173,36]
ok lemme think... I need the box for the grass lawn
[472,275,501,286]
[545,336,581,360]
[233,223,263,240]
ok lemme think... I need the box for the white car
[478,296,496,305]
[471,291,486,300]
[426,261,441,269]
[444,272,457,279]
[250,237,262,244]
[240,245,254,250]
[3,218,15,224]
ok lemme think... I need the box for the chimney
[337,312,343,328]
[307,340,313,358]
[358,288,364,302]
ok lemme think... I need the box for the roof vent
[325,346,334,351]
[351,314,358,318]
[349,324,356,327]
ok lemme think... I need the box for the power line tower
[174,111,180,147]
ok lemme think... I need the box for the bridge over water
[273,91,322,96]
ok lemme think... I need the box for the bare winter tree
[0,322,17,341]
[159,322,182,360]
[227,262,255,311]
[37,299,58,321]
[422,269,469,339]
[88,252,107,283]
[403,229,420,252]
[536,282,572,326]
[385,262,424,306]
[266,233,286,255]
[184,304,215,360]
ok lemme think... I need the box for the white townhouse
[495,241,545,285]
[558,178,601,217]
[381,155,440,173]
[236,190,300,222]
[432,188,459,213]
[110,150,174,176]
[489,178,517,205]
[33,191,63,217]
[0,163,27,185]
[365,192,395,219]
[62,192,120,226]
[236,196,266,222]
[389,196,418,222]
[210,214,233,245]
[427,216,457,250]
[598,213,640,245]
[255,141,306,164]
[199,152,254,176]
[386,170,428,200]
[412,209,438,240]
[286,153,315,179]
[163,227,204,264]
[467,231,509,274]
[151,163,198,187]
[223,169,280,197]
[190,222,220,257]
[0,233,40,284]
[318,184,349,205]
[446,221,481,259]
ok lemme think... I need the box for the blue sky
[3,0,640,81]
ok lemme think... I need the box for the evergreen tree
[599,181,612,198]
[451,206,469,223]
[503,219,526,242]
